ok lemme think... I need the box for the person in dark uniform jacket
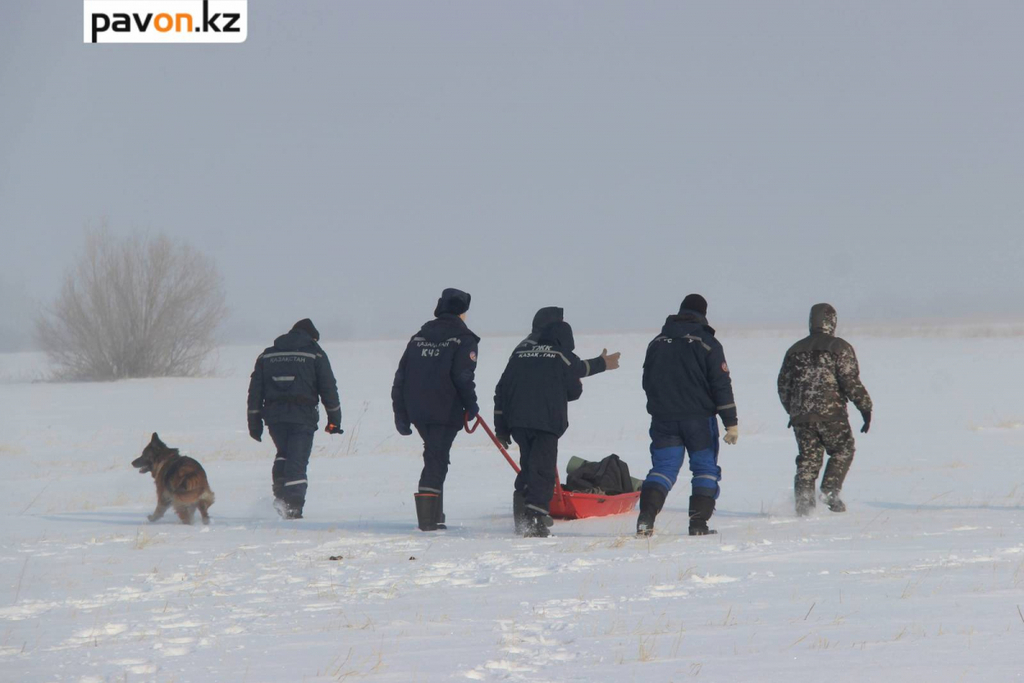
[637,295,738,537]
[511,307,617,375]
[392,288,479,531]
[494,318,620,537]
[247,319,343,519]
[503,306,620,533]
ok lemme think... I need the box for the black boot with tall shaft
[688,494,717,536]
[414,492,439,531]
[636,486,667,537]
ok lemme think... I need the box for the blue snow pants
[643,417,722,499]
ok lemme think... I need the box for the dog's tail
[175,473,213,505]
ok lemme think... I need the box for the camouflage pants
[792,420,856,494]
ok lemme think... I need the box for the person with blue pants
[647,416,722,499]
[638,295,739,536]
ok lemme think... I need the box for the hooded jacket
[392,305,480,428]
[508,307,607,377]
[777,304,872,424]
[494,321,591,437]
[248,328,342,428]
[642,310,738,427]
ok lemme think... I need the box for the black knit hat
[434,288,472,317]
[291,318,320,342]
[680,294,708,317]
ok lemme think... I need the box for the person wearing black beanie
[636,294,738,538]
[246,318,343,520]
[680,294,708,317]
[392,288,480,531]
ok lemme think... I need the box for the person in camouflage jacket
[777,304,872,515]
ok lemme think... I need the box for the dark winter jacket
[777,304,872,424]
[494,321,593,438]
[509,307,607,377]
[642,311,738,427]
[247,329,342,429]
[392,314,480,428]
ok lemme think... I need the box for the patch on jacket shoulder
[721,362,730,373]
[469,351,477,363]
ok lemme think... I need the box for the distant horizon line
[4,315,1024,356]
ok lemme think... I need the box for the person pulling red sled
[493,311,620,537]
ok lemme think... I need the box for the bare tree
[36,230,227,380]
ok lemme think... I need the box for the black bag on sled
[564,454,636,496]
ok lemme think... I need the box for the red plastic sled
[465,415,641,520]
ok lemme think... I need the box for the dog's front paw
[147,514,159,522]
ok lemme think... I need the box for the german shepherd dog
[132,433,215,525]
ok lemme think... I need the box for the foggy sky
[1,1,1022,348]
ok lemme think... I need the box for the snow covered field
[2,328,1023,682]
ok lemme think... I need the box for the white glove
[723,425,739,445]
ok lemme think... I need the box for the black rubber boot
[414,492,439,531]
[688,494,717,536]
[523,510,551,538]
[436,489,447,530]
[795,485,816,516]
[513,491,527,535]
[636,485,667,538]
[821,489,846,513]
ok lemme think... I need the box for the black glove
[325,423,344,435]
[465,407,479,424]
[494,414,509,437]
[860,410,871,434]
[396,419,413,436]
[248,417,263,442]
[496,432,512,449]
